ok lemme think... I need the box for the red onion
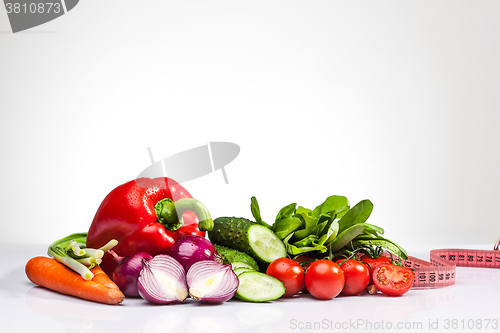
[167,235,221,272]
[138,254,188,304]
[108,250,153,297]
[186,260,239,303]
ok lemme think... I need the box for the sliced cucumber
[231,262,256,271]
[233,267,255,276]
[209,217,286,263]
[214,244,260,271]
[235,271,285,302]
[248,224,287,263]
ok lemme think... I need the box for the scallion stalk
[47,232,118,280]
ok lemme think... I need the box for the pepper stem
[155,198,214,232]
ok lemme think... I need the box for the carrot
[90,265,120,291]
[26,256,125,305]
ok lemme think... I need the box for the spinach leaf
[337,199,373,234]
[321,220,339,246]
[250,196,272,229]
[293,234,319,247]
[260,195,407,263]
[274,216,302,240]
[363,223,384,235]
[282,232,328,255]
[275,202,297,221]
[329,224,367,252]
[312,195,349,218]
[293,206,319,240]
[313,220,328,236]
[287,244,328,255]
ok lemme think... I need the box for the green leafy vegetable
[272,202,302,239]
[251,194,407,261]
[273,216,302,239]
[293,206,319,240]
[321,220,339,246]
[311,195,350,218]
[328,224,367,252]
[337,200,373,234]
[250,196,273,229]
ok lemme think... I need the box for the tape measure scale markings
[402,252,456,289]
[384,238,500,289]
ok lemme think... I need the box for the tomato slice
[373,264,414,296]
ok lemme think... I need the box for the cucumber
[214,244,260,271]
[209,217,286,263]
[234,271,285,302]
[233,267,255,276]
[231,261,256,271]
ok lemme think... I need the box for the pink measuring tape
[387,239,500,289]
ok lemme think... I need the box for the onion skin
[186,260,239,303]
[138,254,188,304]
[109,251,153,297]
[167,235,219,272]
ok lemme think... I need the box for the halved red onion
[186,260,239,303]
[137,254,188,304]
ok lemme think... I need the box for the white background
[1,0,500,249]
[2,2,500,333]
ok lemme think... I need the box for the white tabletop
[2,244,499,333]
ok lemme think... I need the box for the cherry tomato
[266,258,305,297]
[360,255,391,285]
[294,255,315,270]
[293,256,314,294]
[336,259,370,296]
[304,260,344,300]
[373,264,414,296]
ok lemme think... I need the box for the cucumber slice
[209,217,286,263]
[235,271,285,302]
[233,267,254,276]
[231,262,256,271]
[248,224,287,263]
[214,244,260,271]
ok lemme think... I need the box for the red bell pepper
[86,177,213,276]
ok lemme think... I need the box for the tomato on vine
[360,254,391,285]
[266,258,305,298]
[336,259,371,296]
[304,260,344,300]
[294,255,315,271]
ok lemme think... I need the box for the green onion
[47,232,117,280]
